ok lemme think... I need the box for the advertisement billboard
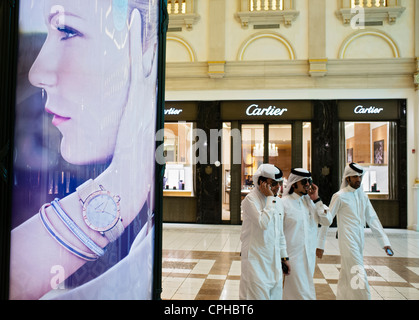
[9,0,161,300]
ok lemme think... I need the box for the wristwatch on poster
[76,179,124,242]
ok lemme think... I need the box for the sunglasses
[300,178,313,185]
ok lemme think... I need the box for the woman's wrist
[53,193,110,249]
[96,163,149,228]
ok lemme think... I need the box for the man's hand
[308,183,320,201]
[282,260,291,276]
[384,246,394,256]
[316,248,324,259]
[260,182,274,197]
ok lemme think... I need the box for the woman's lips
[52,114,71,126]
[46,108,71,126]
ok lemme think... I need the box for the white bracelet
[39,204,99,261]
[50,199,106,257]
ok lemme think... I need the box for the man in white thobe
[282,168,333,300]
[240,164,290,300]
[317,163,393,300]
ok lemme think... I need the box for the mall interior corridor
[162,224,419,300]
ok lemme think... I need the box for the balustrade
[351,0,387,7]
[338,0,404,25]
[166,0,199,31]
[249,0,284,11]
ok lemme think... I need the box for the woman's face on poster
[29,0,132,165]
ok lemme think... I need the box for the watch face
[83,192,120,232]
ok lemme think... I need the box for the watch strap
[76,179,101,204]
[104,220,125,242]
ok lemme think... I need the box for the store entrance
[222,122,312,223]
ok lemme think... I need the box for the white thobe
[282,193,332,300]
[318,186,391,300]
[240,187,288,300]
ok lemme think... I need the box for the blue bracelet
[50,199,106,257]
[39,204,99,261]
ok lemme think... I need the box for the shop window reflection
[268,124,292,193]
[222,123,231,221]
[344,122,390,199]
[163,122,194,197]
[241,124,264,194]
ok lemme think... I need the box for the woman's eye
[56,25,82,41]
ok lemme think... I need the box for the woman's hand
[99,9,157,227]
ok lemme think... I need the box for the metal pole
[152,0,169,301]
[0,0,19,301]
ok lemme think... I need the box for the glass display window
[344,121,390,199]
[241,124,265,190]
[163,122,194,196]
[268,124,292,178]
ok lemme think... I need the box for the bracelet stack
[39,199,106,261]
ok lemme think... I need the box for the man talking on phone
[240,164,290,300]
[282,168,333,300]
[317,163,393,300]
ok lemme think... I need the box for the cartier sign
[338,100,400,121]
[246,104,288,117]
[354,105,383,114]
[164,101,198,120]
[165,108,183,115]
[220,100,313,121]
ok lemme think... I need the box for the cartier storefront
[162,99,406,228]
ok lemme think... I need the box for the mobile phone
[386,248,394,256]
[281,261,289,274]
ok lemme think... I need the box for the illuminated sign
[354,105,384,114]
[245,104,288,117]
[165,108,183,115]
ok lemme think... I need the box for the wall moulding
[338,29,400,59]
[236,10,300,29]
[236,32,296,61]
[236,0,299,28]
[336,0,406,25]
[165,58,416,90]
[167,36,197,62]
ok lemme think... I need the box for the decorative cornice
[336,6,406,26]
[165,58,416,90]
[236,10,299,29]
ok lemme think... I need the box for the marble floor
[162,223,419,300]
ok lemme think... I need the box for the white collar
[346,185,358,193]
[288,192,304,201]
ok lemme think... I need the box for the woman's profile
[10,0,159,300]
